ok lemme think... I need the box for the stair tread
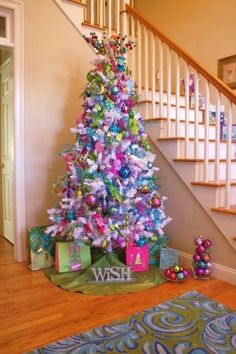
[144,117,213,126]
[191,181,236,187]
[140,100,205,111]
[157,136,236,144]
[66,0,87,7]
[173,158,236,162]
[211,205,236,215]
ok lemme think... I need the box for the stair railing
[122,5,236,211]
[65,0,235,211]
[84,0,132,36]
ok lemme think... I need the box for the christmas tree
[46,33,171,253]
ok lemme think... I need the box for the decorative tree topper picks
[46,33,171,252]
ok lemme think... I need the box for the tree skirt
[44,252,166,295]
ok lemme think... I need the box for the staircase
[54,0,236,253]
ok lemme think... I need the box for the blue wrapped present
[158,247,179,269]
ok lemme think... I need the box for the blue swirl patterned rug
[28,291,236,354]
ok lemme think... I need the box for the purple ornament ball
[183,269,189,277]
[196,268,204,276]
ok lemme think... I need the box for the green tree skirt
[44,251,166,295]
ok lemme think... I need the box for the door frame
[0,0,25,261]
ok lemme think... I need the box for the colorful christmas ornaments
[164,265,190,282]
[192,236,212,279]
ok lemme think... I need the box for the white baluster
[194,71,199,158]
[90,0,95,25]
[225,102,232,209]
[137,21,142,96]
[158,39,163,118]
[184,63,190,158]
[107,0,112,36]
[116,0,120,35]
[175,54,180,137]
[167,47,171,137]
[130,16,135,81]
[214,91,221,184]
[151,33,156,118]
[144,27,149,101]
[203,81,210,182]
[99,0,103,28]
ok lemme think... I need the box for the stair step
[65,0,87,6]
[173,158,236,162]
[140,99,205,111]
[145,117,215,126]
[82,21,105,31]
[191,181,236,187]
[157,137,229,143]
[211,205,236,215]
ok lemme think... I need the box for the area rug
[27,290,236,354]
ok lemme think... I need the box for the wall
[24,0,95,230]
[146,133,236,271]
[134,0,236,86]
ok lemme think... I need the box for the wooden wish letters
[90,266,133,282]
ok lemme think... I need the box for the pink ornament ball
[196,245,205,255]
[150,195,161,208]
[203,239,212,248]
[164,269,171,277]
[193,254,201,262]
[85,194,97,207]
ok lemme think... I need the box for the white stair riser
[145,120,217,140]
[145,126,236,159]
[138,103,204,122]
[177,140,236,159]
[191,185,236,206]
[140,89,186,106]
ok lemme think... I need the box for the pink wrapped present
[126,244,149,272]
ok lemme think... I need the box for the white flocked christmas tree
[46,33,171,253]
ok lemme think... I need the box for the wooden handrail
[125,4,236,105]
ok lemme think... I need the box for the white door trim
[0,0,25,261]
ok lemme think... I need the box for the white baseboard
[179,251,236,285]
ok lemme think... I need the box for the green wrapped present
[55,240,91,273]
[148,235,169,265]
[28,226,55,271]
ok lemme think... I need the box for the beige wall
[24,0,95,230]
[134,0,236,79]
[147,135,236,270]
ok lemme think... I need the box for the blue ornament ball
[111,86,119,95]
[119,164,131,178]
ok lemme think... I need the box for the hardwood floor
[0,236,235,354]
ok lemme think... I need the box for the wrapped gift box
[148,235,169,265]
[126,244,149,272]
[158,247,179,269]
[55,240,91,273]
[28,226,55,271]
